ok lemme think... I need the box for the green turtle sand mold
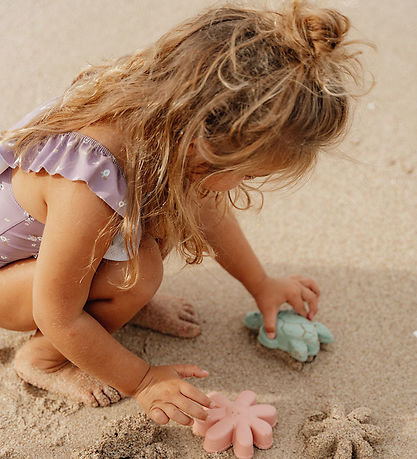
[244,310,334,362]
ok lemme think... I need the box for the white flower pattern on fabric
[118,200,126,208]
[27,235,42,242]
[1,236,9,243]
[101,169,111,180]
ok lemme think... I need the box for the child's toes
[179,310,199,324]
[180,321,200,338]
[92,388,112,407]
[103,386,122,403]
[182,304,197,316]
[81,391,99,407]
[174,297,195,312]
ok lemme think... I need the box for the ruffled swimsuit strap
[0,132,128,217]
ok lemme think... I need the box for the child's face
[188,141,270,192]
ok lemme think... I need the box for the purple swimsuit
[0,99,139,268]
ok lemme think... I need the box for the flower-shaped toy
[192,390,276,459]
[244,310,334,362]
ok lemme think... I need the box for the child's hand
[253,275,320,339]
[133,364,212,426]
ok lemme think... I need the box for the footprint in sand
[301,402,383,459]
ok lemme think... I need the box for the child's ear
[187,141,205,169]
[187,142,195,156]
[185,141,202,176]
[187,138,213,173]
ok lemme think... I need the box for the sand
[0,0,416,458]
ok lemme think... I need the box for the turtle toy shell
[244,310,334,362]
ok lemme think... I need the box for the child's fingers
[288,295,308,319]
[299,277,320,297]
[157,402,194,426]
[301,287,318,319]
[175,392,209,421]
[262,310,278,339]
[172,364,209,379]
[180,381,212,413]
[149,407,170,425]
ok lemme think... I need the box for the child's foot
[13,338,122,407]
[129,293,200,338]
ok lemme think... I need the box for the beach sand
[0,1,416,458]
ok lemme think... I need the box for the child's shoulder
[75,123,126,170]
[9,123,128,223]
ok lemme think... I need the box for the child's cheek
[201,173,244,191]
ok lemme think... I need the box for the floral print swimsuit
[0,98,139,268]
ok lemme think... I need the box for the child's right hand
[133,364,212,426]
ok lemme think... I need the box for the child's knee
[134,235,163,301]
[114,235,163,309]
[90,235,163,307]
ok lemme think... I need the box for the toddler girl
[0,1,367,426]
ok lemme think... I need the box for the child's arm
[198,196,320,338]
[34,174,210,424]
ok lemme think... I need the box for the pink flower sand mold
[192,390,277,459]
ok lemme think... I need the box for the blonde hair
[1,1,372,288]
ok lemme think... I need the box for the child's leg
[0,235,163,333]
[1,236,163,406]
[128,294,200,338]
[87,253,199,338]
[128,239,200,338]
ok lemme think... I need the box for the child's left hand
[252,275,320,339]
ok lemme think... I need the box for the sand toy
[192,390,277,459]
[244,310,334,362]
